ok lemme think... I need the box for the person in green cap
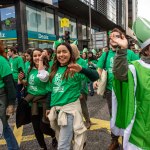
[112,17,150,150]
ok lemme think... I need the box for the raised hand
[39,51,47,61]
[18,72,25,81]
[110,33,128,49]
[68,63,82,72]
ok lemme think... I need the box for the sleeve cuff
[37,70,49,82]
[116,49,127,55]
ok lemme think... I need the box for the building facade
[0,0,137,51]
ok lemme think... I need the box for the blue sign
[28,31,56,41]
[0,30,17,39]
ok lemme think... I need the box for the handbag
[97,52,109,96]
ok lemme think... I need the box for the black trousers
[31,107,55,149]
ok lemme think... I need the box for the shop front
[0,5,17,48]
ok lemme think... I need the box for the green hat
[133,17,150,49]
[83,48,88,53]
[91,49,97,55]
[53,38,63,50]
[5,49,8,53]
[73,40,78,45]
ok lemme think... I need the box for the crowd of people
[0,17,150,150]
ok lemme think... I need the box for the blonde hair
[70,44,80,60]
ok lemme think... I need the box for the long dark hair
[28,48,49,74]
[49,42,76,82]
[0,41,7,59]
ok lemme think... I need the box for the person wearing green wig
[112,17,150,150]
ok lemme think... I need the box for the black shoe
[52,137,58,148]
[90,92,94,96]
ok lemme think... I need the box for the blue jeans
[0,89,19,150]
[3,123,19,150]
[58,114,74,150]
[14,82,23,104]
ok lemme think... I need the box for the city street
[0,94,115,150]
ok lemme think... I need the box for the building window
[0,6,16,30]
[82,25,87,40]
[107,0,116,23]
[26,5,55,34]
[58,16,64,36]
[70,20,77,39]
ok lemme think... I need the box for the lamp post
[89,0,92,50]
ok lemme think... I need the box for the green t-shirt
[26,68,49,96]
[50,66,86,107]
[88,59,97,70]
[97,49,139,90]
[9,56,25,82]
[0,56,12,88]
[25,61,30,71]
[76,57,88,94]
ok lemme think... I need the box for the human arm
[18,72,28,86]
[68,63,99,82]
[37,52,49,82]
[110,33,128,81]
[113,49,128,81]
[3,74,16,115]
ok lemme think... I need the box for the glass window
[107,0,116,23]
[28,40,53,49]
[46,12,55,34]
[3,40,17,48]
[26,5,38,32]
[82,25,87,40]
[26,5,55,34]
[69,21,77,39]
[0,6,16,30]
[58,16,64,36]
[37,8,46,33]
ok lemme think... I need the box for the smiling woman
[36,42,99,150]
[56,45,71,66]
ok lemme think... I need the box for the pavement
[0,93,115,150]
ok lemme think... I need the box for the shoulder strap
[103,51,109,69]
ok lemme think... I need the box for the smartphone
[18,67,23,73]
[18,67,25,79]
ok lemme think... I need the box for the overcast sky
[138,0,150,21]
